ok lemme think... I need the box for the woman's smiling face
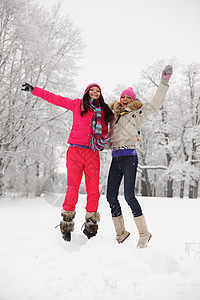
[120,94,133,107]
[89,86,101,100]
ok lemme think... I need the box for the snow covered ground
[0,194,200,300]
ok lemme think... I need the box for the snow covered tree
[0,0,84,196]
[134,61,173,197]
[175,63,200,198]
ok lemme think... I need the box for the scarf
[89,99,102,139]
[81,99,110,150]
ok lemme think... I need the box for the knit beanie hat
[84,83,101,96]
[120,87,136,101]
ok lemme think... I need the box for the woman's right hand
[21,83,34,93]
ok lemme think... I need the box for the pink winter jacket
[33,87,108,147]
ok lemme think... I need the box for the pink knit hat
[84,83,101,96]
[120,87,136,101]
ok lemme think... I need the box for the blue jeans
[106,155,142,217]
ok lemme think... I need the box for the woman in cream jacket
[106,65,172,248]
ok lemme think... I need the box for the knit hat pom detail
[120,87,136,101]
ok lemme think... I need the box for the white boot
[134,214,152,248]
[112,215,130,243]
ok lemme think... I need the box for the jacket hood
[111,101,143,118]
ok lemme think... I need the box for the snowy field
[0,194,200,300]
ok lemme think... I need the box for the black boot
[83,212,100,239]
[60,210,76,242]
[62,231,71,242]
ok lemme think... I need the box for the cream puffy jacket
[109,83,169,150]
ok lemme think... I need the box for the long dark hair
[81,91,113,125]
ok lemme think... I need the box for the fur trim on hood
[111,101,143,118]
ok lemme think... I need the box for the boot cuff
[85,212,100,222]
[61,210,76,220]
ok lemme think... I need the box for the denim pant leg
[122,156,143,217]
[106,158,123,217]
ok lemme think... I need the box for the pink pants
[62,147,100,212]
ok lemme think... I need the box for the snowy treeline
[0,0,83,197]
[135,62,200,199]
[103,63,200,199]
[0,0,200,199]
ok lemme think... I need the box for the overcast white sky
[37,0,200,95]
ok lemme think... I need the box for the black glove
[21,83,34,93]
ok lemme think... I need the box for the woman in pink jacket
[22,82,113,241]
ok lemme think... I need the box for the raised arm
[142,65,173,117]
[21,83,75,111]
